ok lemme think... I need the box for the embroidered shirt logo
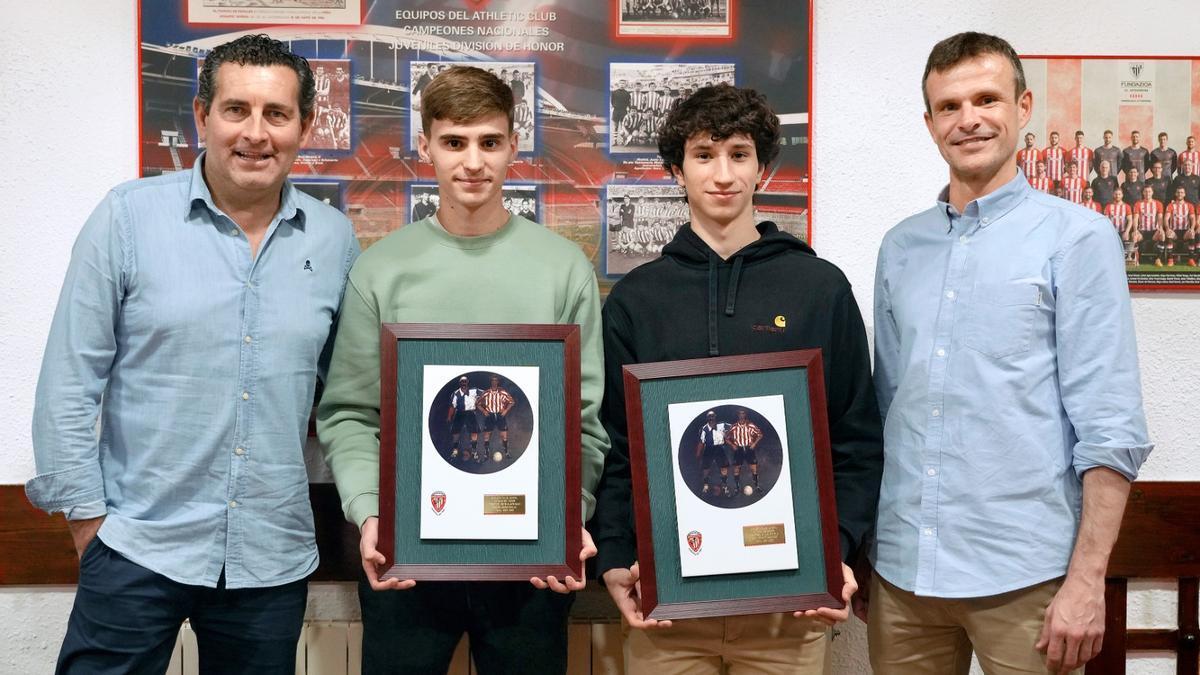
[774,315,787,328]
[751,315,787,333]
[303,259,313,271]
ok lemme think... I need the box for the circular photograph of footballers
[427,371,534,475]
[676,404,783,509]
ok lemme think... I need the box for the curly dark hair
[657,84,780,175]
[196,34,316,119]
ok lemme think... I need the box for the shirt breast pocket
[963,282,1040,359]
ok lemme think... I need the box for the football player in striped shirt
[446,376,483,461]
[725,408,764,493]
[1105,187,1133,242]
[1094,129,1122,180]
[1043,131,1067,184]
[695,411,732,496]
[1030,160,1053,193]
[1179,136,1200,180]
[1080,186,1102,213]
[1165,186,1196,266]
[1060,162,1087,203]
[479,374,516,460]
[1171,159,1200,206]
[1123,130,1151,179]
[1069,130,1093,179]
[1091,160,1119,207]
[1151,132,1177,179]
[513,94,534,146]
[1017,132,1041,178]
[1133,185,1166,265]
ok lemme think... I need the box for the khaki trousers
[624,613,829,675]
[868,573,1078,674]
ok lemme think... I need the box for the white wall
[1,1,1195,673]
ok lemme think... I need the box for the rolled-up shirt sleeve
[26,192,128,514]
[1054,217,1153,481]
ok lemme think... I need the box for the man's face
[1114,189,1123,202]
[1100,160,1110,176]
[1084,188,1094,201]
[1069,163,1079,177]
[1049,132,1060,147]
[737,410,747,421]
[1024,133,1035,148]
[1152,163,1163,178]
[672,132,764,228]
[1188,137,1196,151]
[923,54,1032,187]
[1036,162,1046,178]
[193,63,311,207]
[1075,132,1085,147]
[417,113,516,214]
[459,378,469,390]
[1176,188,1186,202]
[1159,135,1169,149]
[1131,131,1141,146]
[1129,168,1140,181]
[706,413,716,425]
[1143,186,1154,201]
[490,376,500,388]
[1104,131,1113,145]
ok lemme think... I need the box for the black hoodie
[591,221,883,577]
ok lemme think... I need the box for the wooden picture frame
[623,349,843,620]
[378,323,582,581]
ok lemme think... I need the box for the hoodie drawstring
[707,256,719,356]
[725,256,743,317]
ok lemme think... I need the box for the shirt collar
[936,169,1031,231]
[187,151,306,229]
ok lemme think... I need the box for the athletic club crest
[686,530,703,555]
[430,491,447,515]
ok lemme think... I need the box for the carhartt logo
[303,260,313,271]
[752,315,787,333]
[774,315,786,328]
[1129,63,1144,78]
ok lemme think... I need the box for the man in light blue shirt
[26,35,359,674]
[867,32,1151,675]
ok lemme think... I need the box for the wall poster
[139,0,812,290]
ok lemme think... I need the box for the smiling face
[923,53,1032,191]
[672,132,763,230]
[193,63,311,210]
[417,112,516,213]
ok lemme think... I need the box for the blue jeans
[57,538,307,675]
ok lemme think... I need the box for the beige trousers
[868,573,1079,674]
[624,613,830,675]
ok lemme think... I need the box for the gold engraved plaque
[483,494,526,515]
[742,523,786,547]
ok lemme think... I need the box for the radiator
[164,621,624,674]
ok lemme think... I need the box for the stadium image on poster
[667,395,798,578]
[609,63,735,154]
[1021,56,1200,290]
[187,0,362,25]
[308,60,353,150]
[410,184,537,223]
[419,364,540,541]
[616,0,732,38]
[294,181,343,210]
[410,61,537,154]
[603,184,687,276]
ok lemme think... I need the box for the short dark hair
[421,66,514,135]
[197,34,316,119]
[922,32,1026,113]
[657,84,780,174]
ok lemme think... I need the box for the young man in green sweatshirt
[317,65,607,674]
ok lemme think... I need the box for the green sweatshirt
[317,215,609,528]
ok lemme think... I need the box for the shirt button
[927,468,937,476]
[945,290,956,300]
[229,500,239,508]
[982,217,990,224]
[959,235,968,243]
[234,447,245,456]
[931,408,941,417]
[936,348,946,357]
[923,528,934,536]
[241,392,250,400]
[244,335,252,344]
[229,229,239,236]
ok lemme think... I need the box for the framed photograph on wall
[1020,55,1200,291]
[622,349,843,620]
[377,323,582,581]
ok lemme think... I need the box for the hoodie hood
[659,221,815,355]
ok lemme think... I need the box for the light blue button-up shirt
[27,154,359,588]
[871,171,1152,598]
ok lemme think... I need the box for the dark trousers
[57,538,308,675]
[359,578,575,675]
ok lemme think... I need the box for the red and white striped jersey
[1166,200,1195,229]
[1081,199,1102,213]
[1180,149,1200,174]
[1134,199,1163,231]
[1105,201,1132,231]
[727,421,762,447]
[481,388,514,413]
[1043,146,1067,181]
[1017,148,1041,178]
[1069,147,1093,177]
[1060,177,1087,203]
[1030,176,1053,193]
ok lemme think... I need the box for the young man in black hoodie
[590,84,883,672]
